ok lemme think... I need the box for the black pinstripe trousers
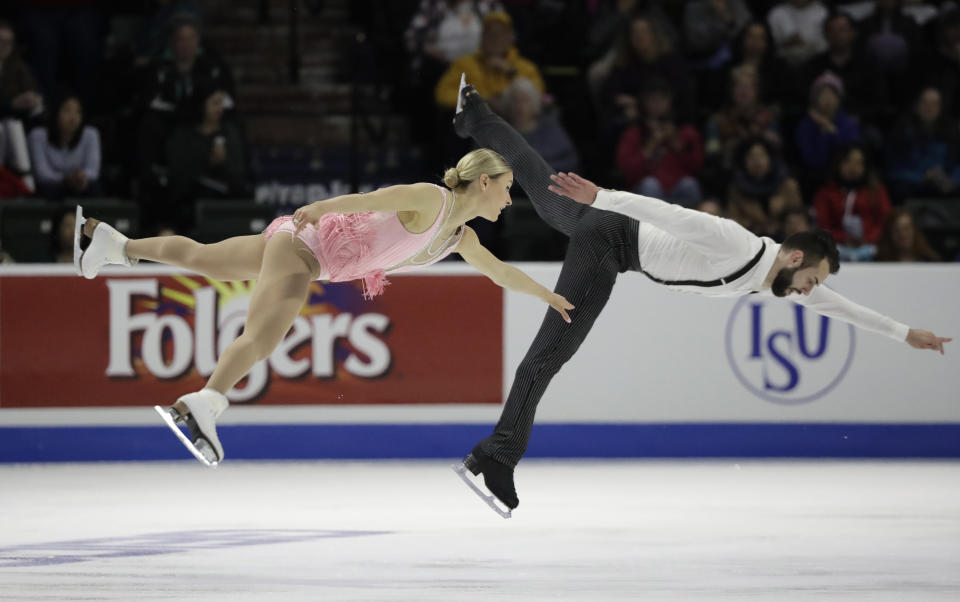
[455,95,641,467]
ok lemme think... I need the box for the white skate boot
[74,205,138,279]
[154,389,229,467]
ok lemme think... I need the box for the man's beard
[771,266,799,297]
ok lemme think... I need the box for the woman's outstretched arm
[456,226,574,323]
[292,183,440,233]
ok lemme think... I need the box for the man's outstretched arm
[794,286,952,354]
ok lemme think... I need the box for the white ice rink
[1,460,958,601]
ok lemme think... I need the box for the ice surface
[1,460,958,601]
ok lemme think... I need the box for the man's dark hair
[782,229,840,274]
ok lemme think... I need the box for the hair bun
[443,167,461,188]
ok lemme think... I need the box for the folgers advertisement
[0,272,503,407]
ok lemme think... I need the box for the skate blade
[73,205,86,277]
[454,72,467,115]
[451,462,512,519]
[154,405,219,468]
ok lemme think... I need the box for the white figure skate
[74,205,138,279]
[154,389,229,467]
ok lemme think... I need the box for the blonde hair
[443,148,511,189]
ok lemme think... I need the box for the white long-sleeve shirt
[592,189,910,342]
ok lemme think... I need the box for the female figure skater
[74,148,574,466]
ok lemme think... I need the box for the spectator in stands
[134,0,204,67]
[683,0,754,110]
[501,77,579,173]
[434,10,544,113]
[703,64,781,190]
[164,89,246,232]
[781,205,812,238]
[813,144,892,261]
[615,78,704,206]
[0,21,43,121]
[599,12,695,134]
[729,21,789,106]
[28,93,101,199]
[794,71,861,178]
[875,208,941,261]
[767,0,829,67]
[406,0,502,75]
[917,9,960,120]
[683,0,752,64]
[408,1,504,160]
[886,86,960,201]
[137,14,236,225]
[15,1,106,108]
[139,14,235,123]
[727,137,803,236]
[585,1,679,109]
[52,207,76,264]
[0,20,41,192]
[586,0,641,62]
[859,0,921,110]
[804,12,886,124]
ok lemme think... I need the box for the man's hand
[906,329,952,354]
[548,172,600,205]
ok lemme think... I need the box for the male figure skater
[451,78,952,517]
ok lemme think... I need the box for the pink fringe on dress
[263,212,392,299]
[361,271,389,300]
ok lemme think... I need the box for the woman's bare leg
[84,218,266,282]
[196,233,316,396]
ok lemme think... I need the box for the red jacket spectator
[616,122,703,193]
[813,181,891,245]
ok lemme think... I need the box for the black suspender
[640,242,767,288]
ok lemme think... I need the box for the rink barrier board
[2,264,958,462]
[1,423,959,462]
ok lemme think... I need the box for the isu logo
[105,278,391,402]
[725,297,855,404]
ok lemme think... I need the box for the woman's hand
[545,291,575,323]
[292,202,329,234]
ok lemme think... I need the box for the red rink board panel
[0,273,502,407]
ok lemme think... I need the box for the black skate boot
[452,443,518,518]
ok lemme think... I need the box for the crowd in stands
[0,0,958,264]
[402,0,958,262]
[0,0,248,261]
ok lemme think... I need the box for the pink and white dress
[263,184,464,298]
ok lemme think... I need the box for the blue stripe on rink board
[1,424,959,462]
